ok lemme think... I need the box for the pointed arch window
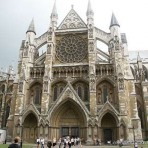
[34,87,41,105]
[53,86,58,101]
[78,86,82,99]
[103,86,108,103]
[84,86,89,101]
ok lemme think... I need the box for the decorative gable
[58,8,87,30]
[47,82,89,116]
[98,100,119,116]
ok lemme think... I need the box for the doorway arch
[50,99,87,140]
[23,113,38,143]
[101,112,118,144]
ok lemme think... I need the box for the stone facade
[0,1,148,144]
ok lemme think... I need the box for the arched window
[53,86,58,101]
[34,87,41,105]
[29,82,42,109]
[84,86,89,101]
[52,81,67,101]
[103,86,108,103]
[78,86,82,99]
[72,81,89,102]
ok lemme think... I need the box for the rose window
[56,35,87,63]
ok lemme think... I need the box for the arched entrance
[101,113,117,144]
[23,113,38,143]
[50,99,87,140]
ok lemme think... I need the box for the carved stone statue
[47,44,51,54]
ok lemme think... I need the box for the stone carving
[48,27,52,41]
[58,9,86,30]
[109,40,114,49]
[65,89,72,98]
[97,89,102,103]
[118,77,124,90]
[114,35,120,50]
[44,81,48,92]
[23,42,29,57]
[18,81,23,92]
[56,35,87,63]
[88,24,93,38]
[89,40,94,52]
[47,44,52,54]
[90,74,96,91]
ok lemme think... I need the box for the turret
[137,52,142,70]
[109,13,121,41]
[26,19,36,45]
[50,0,58,30]
[86,0,94,26]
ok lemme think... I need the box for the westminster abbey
[0,0,148,144]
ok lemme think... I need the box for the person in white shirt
[36,138,40,148]
[40,138,45,148]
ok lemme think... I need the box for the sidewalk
[31,144,132,148]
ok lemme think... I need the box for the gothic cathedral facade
[1,0,148,144]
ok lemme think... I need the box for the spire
[110,13,120,28]
[86,0,94,16]
[137,52,142,62]
[51,0,58,18]
[26,19,36,35]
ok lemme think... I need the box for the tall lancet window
[84,86,89,101]
[103,86,108,103]
[34,87,41,105]
[53,86,58,101]
[78,86,82,99]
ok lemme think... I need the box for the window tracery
[73,82,89,101]
[56,35,87,63]
[96,81,114,104]
[29,83,42,105]
[52,82,67,101]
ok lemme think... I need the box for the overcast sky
[0,0,148,72]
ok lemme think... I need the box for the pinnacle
[86,0,94,16]
[110,13,120,28]
[26,19,36,35]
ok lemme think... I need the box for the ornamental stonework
[56,35,88,63]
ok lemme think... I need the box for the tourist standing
[36,138,40,148]
[8,137,21,148]
[40,138,45,148]
[53,137,56,147]
[47,140,52,148]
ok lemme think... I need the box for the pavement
[30,144,133,148]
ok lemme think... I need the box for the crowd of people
[37,136,82,148]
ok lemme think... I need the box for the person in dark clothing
[8,137,21,148]
[47,140,52,148]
